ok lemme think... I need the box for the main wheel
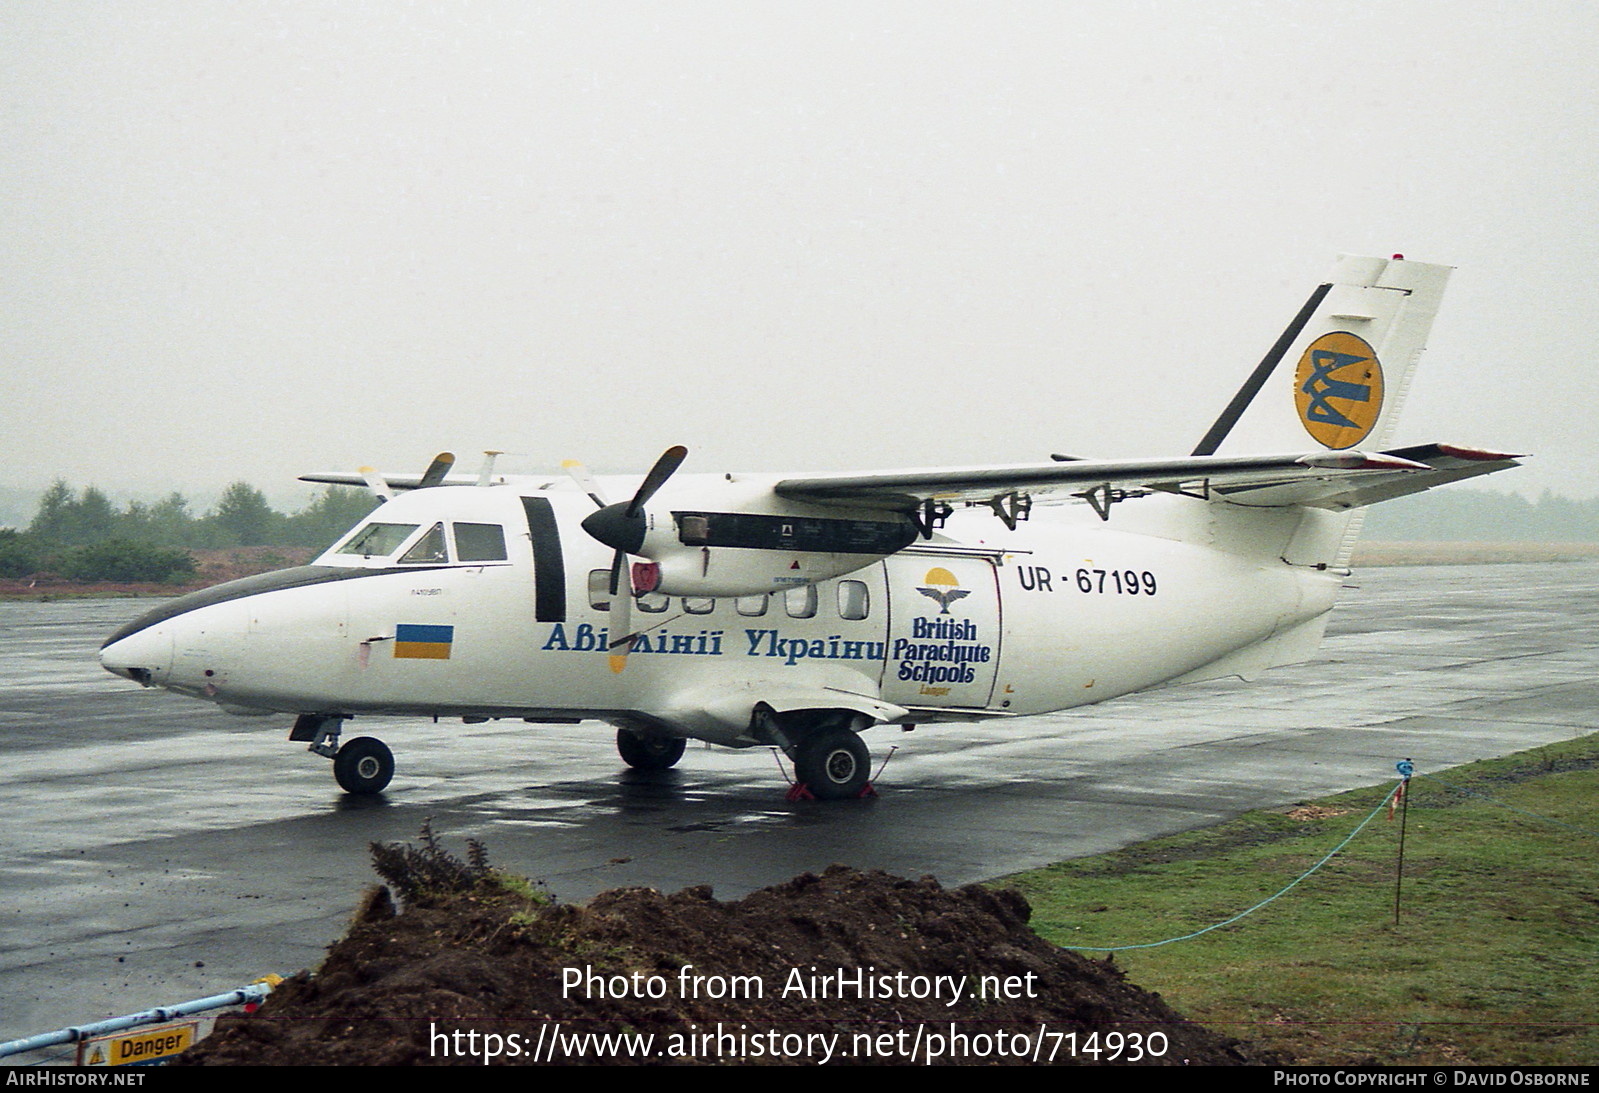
[334,736,394,794]
[617,729,686,771]
[793,728,870,800]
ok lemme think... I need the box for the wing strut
[1191,282,1332,457]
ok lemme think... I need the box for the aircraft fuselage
[102,484,1338,748]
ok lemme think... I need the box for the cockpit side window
[453,522,508,562]
[336,522,419,559]
[400,523,450,565]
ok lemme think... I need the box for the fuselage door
[880,553,1002,708]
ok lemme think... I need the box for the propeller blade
[606,549,635,674]
[418,452,456,488]
[357,466,394,501]
[581,445,689,556]
[562,459,610,509]
[476,450,504,487]
[627,445,688,517]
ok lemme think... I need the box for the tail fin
[1191,256,1453,569]
[1193,254,1451,459]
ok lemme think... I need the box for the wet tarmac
[3,562,1596,1044]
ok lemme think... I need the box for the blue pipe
[0,978,279,1060]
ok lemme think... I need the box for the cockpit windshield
[328,518,511,567]
[336,522,419,559]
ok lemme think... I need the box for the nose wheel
[333,736,395,795]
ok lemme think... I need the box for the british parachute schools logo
[1294,331,1384,449]
[916,567,971,615]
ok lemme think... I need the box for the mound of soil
[186,862,1274,1066]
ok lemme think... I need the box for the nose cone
[101,611,175,685]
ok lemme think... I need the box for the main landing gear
[750,705,876,801]
[616,728,687,771]
[790,727,872,800]
[292,714,394,795]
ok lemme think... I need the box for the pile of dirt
[185,838,1275,1066]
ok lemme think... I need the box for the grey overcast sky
[4,1,1596,505]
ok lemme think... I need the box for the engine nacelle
[615,477,919,597]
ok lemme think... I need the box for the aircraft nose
[100,622,174,686]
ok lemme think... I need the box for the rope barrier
[1063,780,1405,952]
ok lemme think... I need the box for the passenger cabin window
[400,523,450,565]
[682,596,715,615]
[736,594,768,617]
[453,522,508,562]
[638,592,669,613]
[838,580,870,620]
[784,585,818,619]
[337,522,419,559]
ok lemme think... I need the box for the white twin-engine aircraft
[101,255,1521,800]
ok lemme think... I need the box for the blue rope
[1063,781,1404,952]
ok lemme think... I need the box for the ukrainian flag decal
[394,623,454,660]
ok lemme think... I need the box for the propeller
[580,445,688,556]
[418,452,456,488]
[476,450,504,487]
[357,466,394,501]
[358,452,456,499]
[561,459,611,509]
[564,446,688,674]
[604,549,634,675]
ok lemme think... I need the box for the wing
[774,444,1522,514]
[301,471,435,491]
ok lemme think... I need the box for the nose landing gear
[333,737,395,794]
[290,714,394,795]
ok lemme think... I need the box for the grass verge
[1002,735,1599,1066]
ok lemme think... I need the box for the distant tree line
[0,481,378,582]
[1361,489,1599,542]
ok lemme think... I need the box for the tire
[334,736,394,794]
[617,729,686,771]
[793,728,870,800]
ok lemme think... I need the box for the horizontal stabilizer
[1211,443,1524,510]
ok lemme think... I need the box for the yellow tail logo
[1295,331,1384,448]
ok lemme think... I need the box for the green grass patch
[1002,735,1599,1066]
